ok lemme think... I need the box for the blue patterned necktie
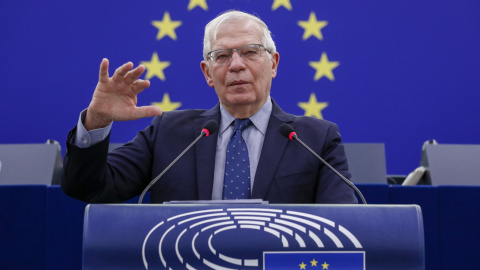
[222,118,252,200]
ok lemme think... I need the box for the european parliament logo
[141,207,365,269]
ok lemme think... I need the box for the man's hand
[84,58,163,131]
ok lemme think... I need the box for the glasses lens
[240,45,261,60]
[212,50,231,64]
[210,45,265,65]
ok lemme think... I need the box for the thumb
[133,105,164,119]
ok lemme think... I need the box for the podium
[83,204,424,270]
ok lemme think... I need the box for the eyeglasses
[207,44,270,65]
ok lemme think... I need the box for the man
[61,10,357,204]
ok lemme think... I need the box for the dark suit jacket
[61,100,357,204]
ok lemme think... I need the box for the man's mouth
[229,80,249,86]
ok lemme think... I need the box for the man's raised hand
[84,58,163,131]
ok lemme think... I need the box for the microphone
[138,120,219,204]
[279,123,367,204]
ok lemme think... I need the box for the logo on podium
[141,207,365,269]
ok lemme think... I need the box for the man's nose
[228,50,246,70]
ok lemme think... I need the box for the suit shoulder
[288,114,339,130]
[151,109,208,126]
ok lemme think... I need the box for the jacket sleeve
[61,118,158,203]
[315,123,358,204]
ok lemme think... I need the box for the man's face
[201,20,279,117]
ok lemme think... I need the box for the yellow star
[322,261,329,269]
[298,93,329,119]
[151,12,182,40]
[141,52,171,81]
[299,262,307,269]
[272,0,292,11]
[311,258,318,266]
[187,0,208,10]
[309,52,339,81]
[298,12,328,40]
[152,93,181,112]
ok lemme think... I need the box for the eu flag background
[264,252,364,269]
[1,0,479,176]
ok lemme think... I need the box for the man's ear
[201,61,215,87]
[271,52,280,79]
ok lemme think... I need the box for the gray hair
[202,10,277,61]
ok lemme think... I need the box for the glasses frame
[206,44,271,65]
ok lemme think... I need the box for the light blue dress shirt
[74,109,112,148]
[74,97,273,200]
[211,98,272,199]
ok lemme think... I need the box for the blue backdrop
[1,0,479,175]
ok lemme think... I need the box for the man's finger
[98,58,110,83]
[131,106,163,120]
[124,65,146,85]
[130,79,150,94]
[112,62,134,83]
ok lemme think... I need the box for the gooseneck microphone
[279,123,367,204]
[138,120,219,204]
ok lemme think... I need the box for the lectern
[83,204,424,270]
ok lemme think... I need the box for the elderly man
[61,10,357,204]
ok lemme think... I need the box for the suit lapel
[195,105,221,200]
[193,100,293,200]
[252,100,294,199]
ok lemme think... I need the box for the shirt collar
[219,97,272,135]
